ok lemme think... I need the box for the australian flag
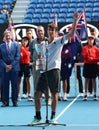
[69,10,87,43]
[61,10,87,80]
[77,10,88,41]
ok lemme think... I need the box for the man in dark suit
[0,30,20,107]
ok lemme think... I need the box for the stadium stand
[0,0,16,23]
[0,0,99,23]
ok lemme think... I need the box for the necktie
[7,44,10,52]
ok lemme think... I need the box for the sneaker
[83,95,87,101]
[58,96,61,101]
[48,99,52,105]
[28,95,33,101]
[17,95,21,101]
[87,92,93,97]
[93,95,98,101]
[21,94,27,99]
[79,93,84,97]
[29,116,42,125]
[63,95,68,101]
[50,116,58,124]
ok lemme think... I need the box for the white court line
[67,124,99,127]
[55,94,80,121]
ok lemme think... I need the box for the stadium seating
[93,7,99,12]
[22,0,99,23]
[92,12,99,21]
[40,17,49,23]
[0,0,99,24]
[58,17,66,22]
[0,19,4,23]
[36,3,44,9]
[23,18,32,23]
[0,0,16,23]
[49,17,55,23]
[58,12,66,19]
[33,13,42,20]
[28,3,36,10]
[54,0,62,3]
[0,5,3,10]
[60,7,68,13]
[38,0,46,4]
[26,8,34,15]
[44,3,52,8]
[66,17,74,23]
[32,18,40,23]
[43,8,51,13]
[94,2,99,7]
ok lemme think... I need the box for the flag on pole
[7,17,16,41]
[68,8,88,43]
[61,9,88,78]
[77,8,88,40]
[3,17,17,42]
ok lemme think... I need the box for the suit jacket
[0,41,20,72]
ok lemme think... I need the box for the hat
[87,28,95,39]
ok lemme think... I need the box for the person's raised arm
[66,11,78,40]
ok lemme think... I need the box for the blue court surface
[0,68,99,130]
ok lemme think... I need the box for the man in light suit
[0,30,20,107]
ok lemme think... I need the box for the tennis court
[0,68,99,130]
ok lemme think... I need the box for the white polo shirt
[45,36,67,71]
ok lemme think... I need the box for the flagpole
[10,17,17,41]
[84,7,88,38]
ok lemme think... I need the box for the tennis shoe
[50,116,58,124]
[29,116,42,125]
[21,94,27,99]
[63,95,68,101]
[93,95,98,101]
[28,95,33,101]
[83,95,87,101]
[17,95,21,101]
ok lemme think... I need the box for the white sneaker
[28,95,33,101]
[21,94,27,99]
[83,95,87,101]
[87,92,93,97]
[28,116,42,125]
[50,116,58,124]
[93,95,98,101]
[17,95,21,101]
[79,93,84,97]
[63,94,68,101]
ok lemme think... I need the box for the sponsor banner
[0,22,99,44]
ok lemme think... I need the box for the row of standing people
[2,19,97,106]
[0,11,99,125]
[0,12,78,124]
[59,27,99,101]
